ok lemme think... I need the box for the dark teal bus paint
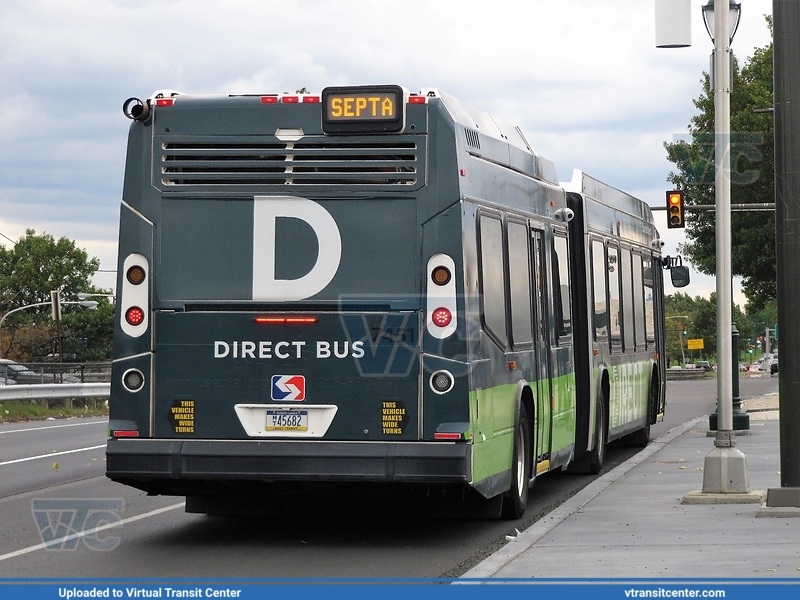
[106,87,667,516]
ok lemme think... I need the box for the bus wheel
[587,396,606,475]
[625,379,655,447]
[501,404,531,519]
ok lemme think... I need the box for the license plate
[266,410,308,432]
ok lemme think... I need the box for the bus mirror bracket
[662,255,690,288]
[123,97,150,122]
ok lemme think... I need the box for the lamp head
[702,0,742,44]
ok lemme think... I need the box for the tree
[664,17,775,312]
[0,229,113,360]
[664,292,749,365]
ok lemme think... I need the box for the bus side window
[632,252,646,351]
[607,245,622,350]
[551,233,572,342]
[620,247,634,353]
[591,239,608,340]
[643,254,656,347]
[507,220,533,348]
[478,213,508,348]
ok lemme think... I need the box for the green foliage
[0,229,113,360]
[61,301,115,362]
[664,18,775,312]
[665,293,773,365]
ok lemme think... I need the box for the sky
[0,0,775,307]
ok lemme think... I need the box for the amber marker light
[431,266,452,286]
[126,265,146,285]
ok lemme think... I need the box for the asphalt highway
[0,374,777,579]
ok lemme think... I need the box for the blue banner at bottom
[1,581,799,600]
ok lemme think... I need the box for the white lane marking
[0,502,185,563]
[0,420,108,434]
[0,445,106,467]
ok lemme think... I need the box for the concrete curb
[459,416,707,579]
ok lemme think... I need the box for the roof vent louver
[158,136,423,188]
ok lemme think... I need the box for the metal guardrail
[0,383,110,402]
[666,369,714,380]
[0,361,111,384]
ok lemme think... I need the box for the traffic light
[666,191,685,229]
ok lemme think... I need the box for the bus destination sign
[322,85,406,134]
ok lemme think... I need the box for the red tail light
[254,316,318,324]
[112,430,140,438]
[431,307,452,328]
[125,307,145,326]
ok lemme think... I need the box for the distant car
[749,363,762,373]
[0,375,16,386]
[0,359,80,384]
[770,358,778,375]
[695,361,713,372]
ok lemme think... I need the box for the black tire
[625,380,655,448]
[587,396,606,475]
[501,404,531,520]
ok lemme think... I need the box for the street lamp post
[699,0,751,495]
[0,300,98,359]
[666,315,689,366]
[767,0,800,509]
[77,293,115,302]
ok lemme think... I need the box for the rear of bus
[105,86,475,509]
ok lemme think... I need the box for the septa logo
[271,375,306,401]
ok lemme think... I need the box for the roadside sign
[687,338,704,350]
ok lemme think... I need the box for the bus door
[530,227,552,471]
[549,230,576,466]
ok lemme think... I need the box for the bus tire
[625,377,655,447]
[587,394,606,475]
[501,403,531,520]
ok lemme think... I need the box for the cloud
[0,0,774,306]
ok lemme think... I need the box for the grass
[0,399,109,422]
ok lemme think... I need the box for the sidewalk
[463,393,800,580]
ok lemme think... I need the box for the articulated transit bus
[106,85,677,518]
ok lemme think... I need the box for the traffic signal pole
[767,0,800,509]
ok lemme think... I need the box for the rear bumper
[106,437,471,491]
